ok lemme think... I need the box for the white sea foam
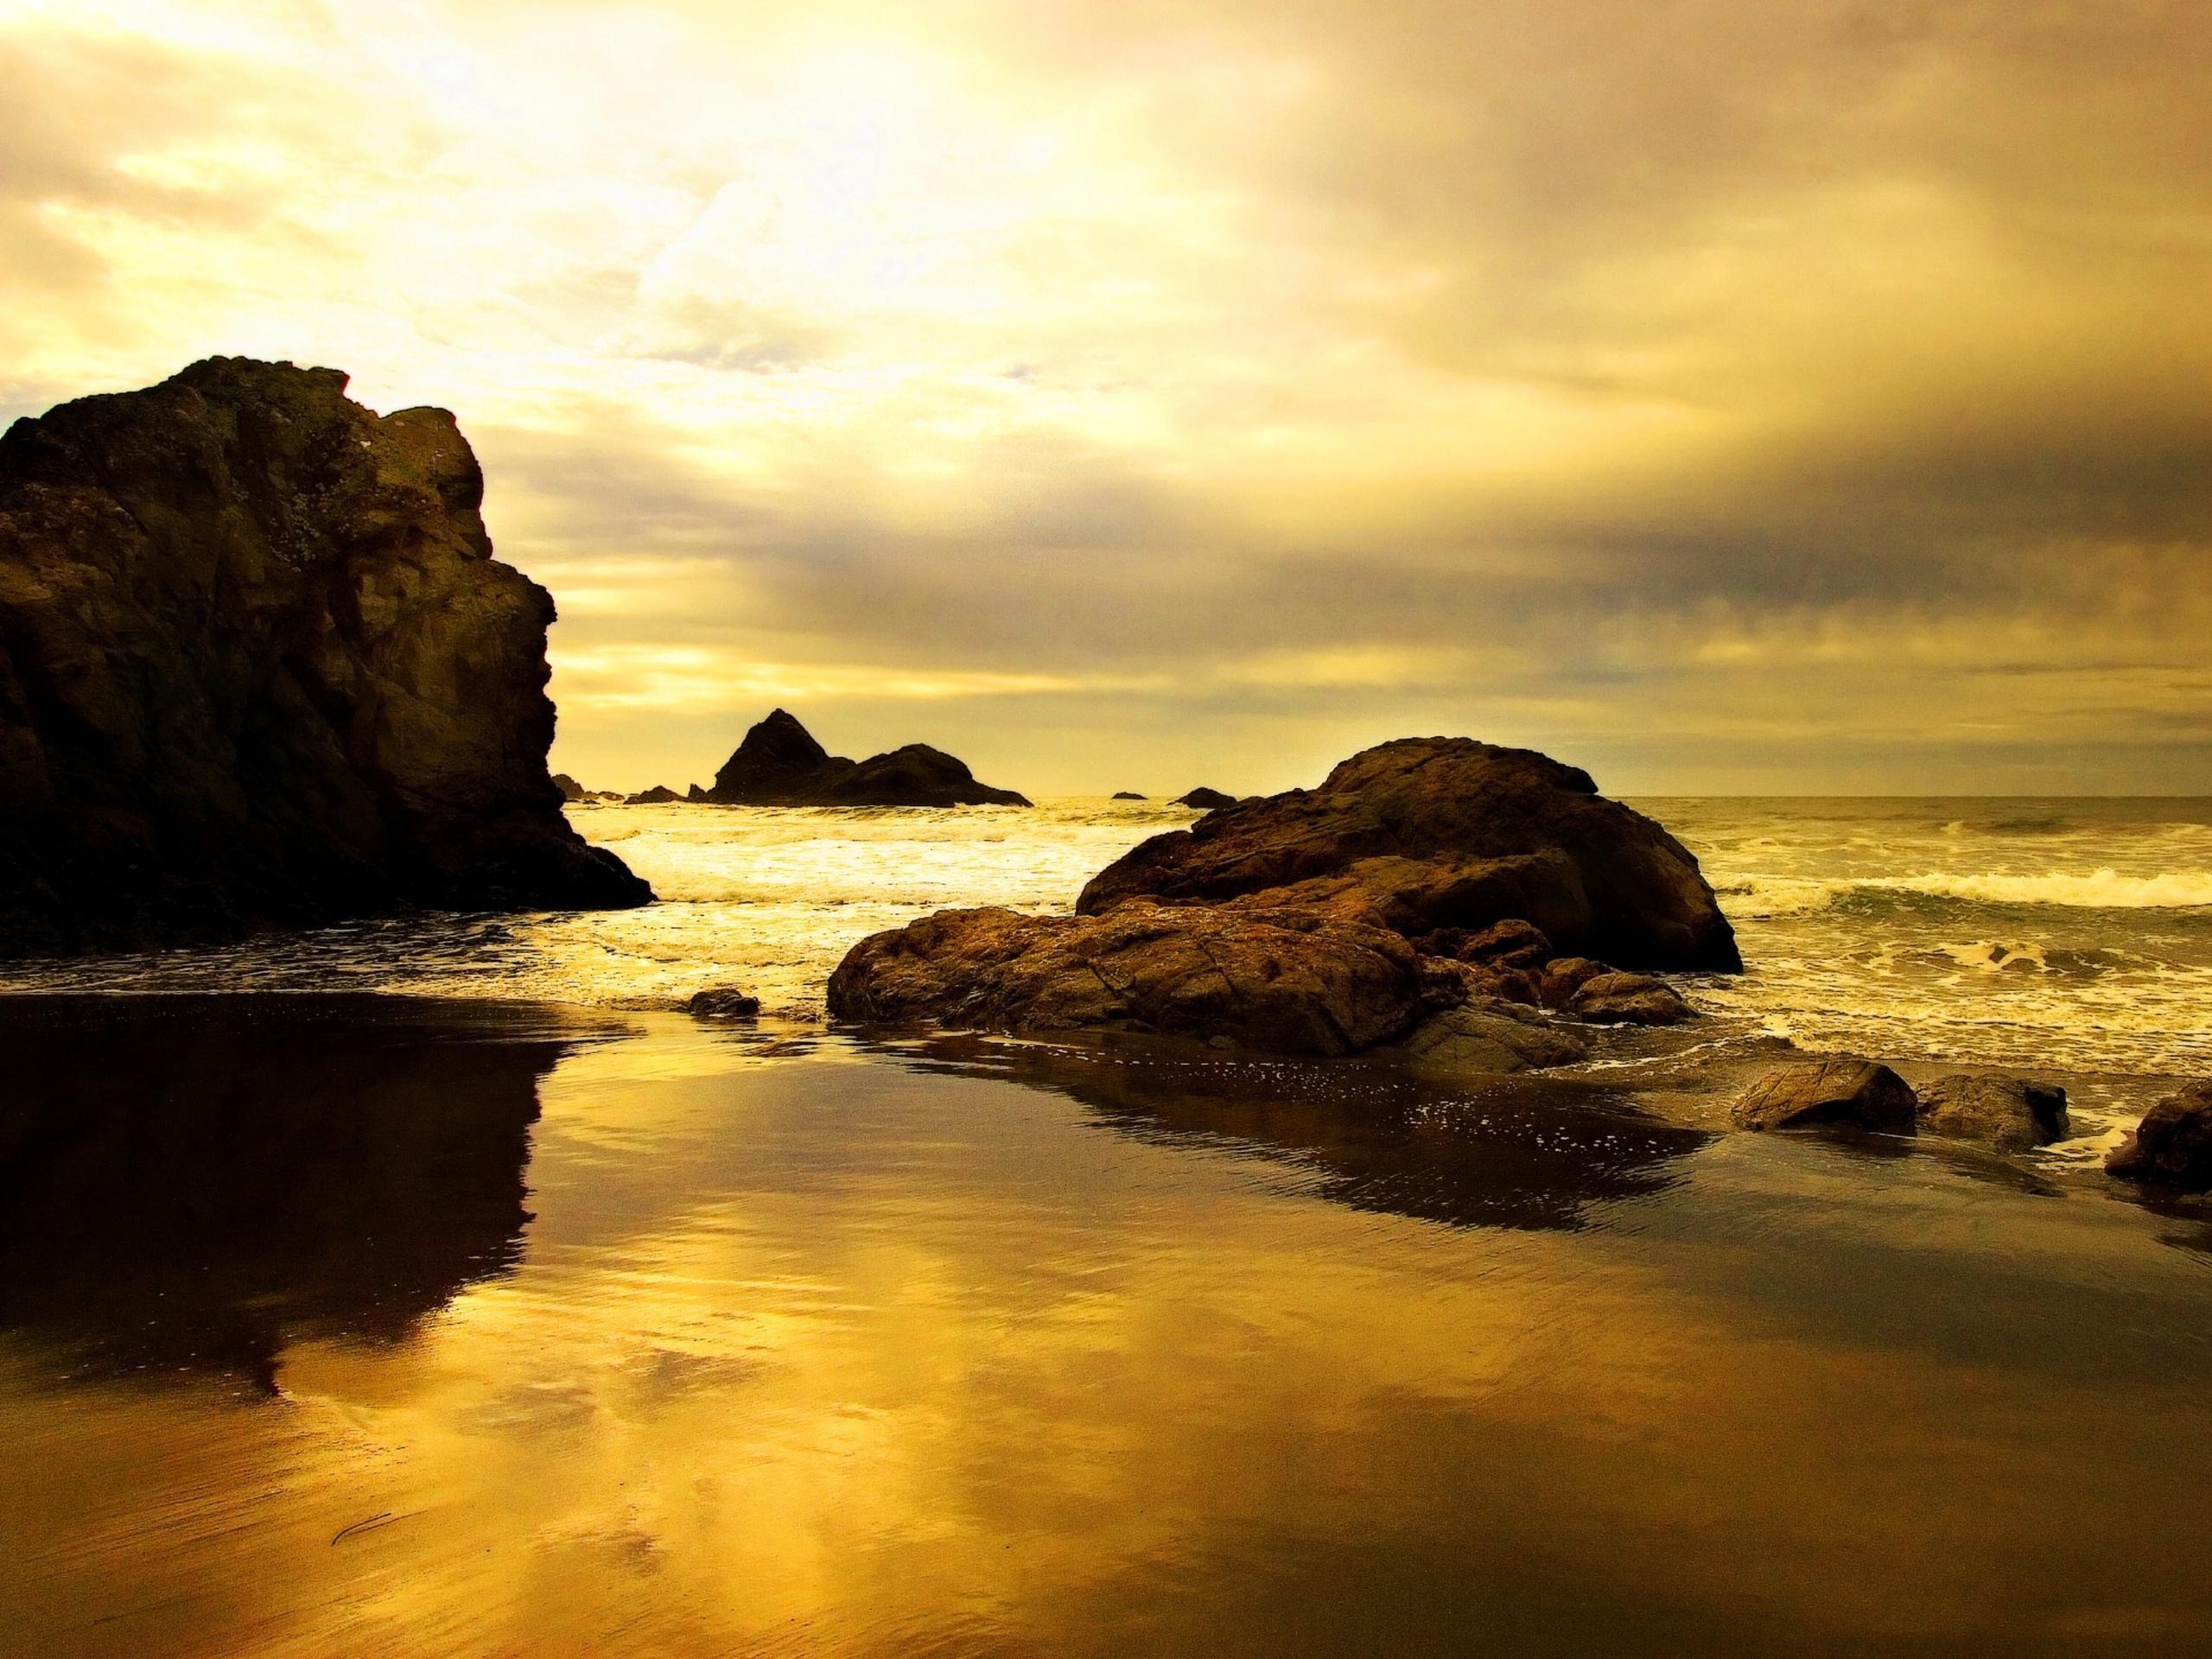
[1881,868,2212,909]
[1719,868,2212,913]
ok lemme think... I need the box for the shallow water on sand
[3,995,2209,1658]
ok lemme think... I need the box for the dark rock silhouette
[827,900,1444,1057]
[704,708,1028,806]
[1083,738,1738,971]
[1111,791,1147,800]
[2107,1083,2212,1189]
[0,357,650,957]
[553,772,588,802]
[1173,787,1239,809]
[1732,1059,1917,1132]
[626,785,684,804]
[1917,1074,2069,1152]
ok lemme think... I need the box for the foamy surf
[1719,868,2212,914]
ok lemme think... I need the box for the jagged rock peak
[0,356,651,956]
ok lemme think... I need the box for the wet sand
[3,994,2210,1656]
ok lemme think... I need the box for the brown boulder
[2106,1083,2212,1189]
[1389,1002,1591,1074]
[826,901,1439,1057]
[687,987,761,1019]
[1077,737,1738,971]
[0,357,649,956]
[1916,1075,2069,1152]
[1731,1060,1918,1133]
[1535,957,1612,1010]
[1456,918,1554,970]
[1567,972,1698,1027]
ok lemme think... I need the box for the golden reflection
[4,1002,2209,1655]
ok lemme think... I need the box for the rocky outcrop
[1111,791,1148,801]
[703,709,1029,806]
[626,785,684,804]
[1565,971,1697,1026]
[2106,1083,2212,1189]
[1916,1075,2068,1152]
[1386,1002,1590,1074]
[553,772,587,803]
[826,901,1442,1057]
[0,358,650,955]
[1080,738,1739,971]
[1452,918,1554,969]
[1173,787,1239,810]
[1731,1060,1917,1133]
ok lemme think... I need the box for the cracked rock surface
[1080,736,1738,971]
[826,900,1441,1057]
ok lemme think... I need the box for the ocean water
[8,795,2209,1084]
[8,804,2212,1656]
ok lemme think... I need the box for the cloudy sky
[4,0,2209,795]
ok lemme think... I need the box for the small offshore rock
[626,785,683,804]
[1732,1059,1918,1133]
[552,773,588,803]
[705,709,1028,806]
[1173,787,1239,810]
[1111,791,1148,800]
[688,988,761,1019]
[1568,972,1698,1027]
[1917,1074,2069,1152]
[2106,1082,2212,1189]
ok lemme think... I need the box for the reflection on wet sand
[874,1030,1715,1231]
[0,996,586,1389]
[5,1002,2212,1658]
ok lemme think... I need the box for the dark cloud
[6,0,2210,791]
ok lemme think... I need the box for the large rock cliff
[0,357,650,956]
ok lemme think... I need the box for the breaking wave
[1721,868,2212,915]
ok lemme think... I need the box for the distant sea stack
[0,357,651,957]
[703,709,1030,807]
[1173,787,1239,810]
